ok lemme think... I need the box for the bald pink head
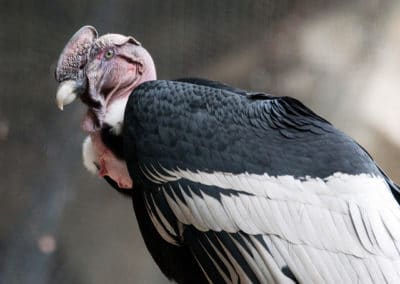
[55,26,157,132]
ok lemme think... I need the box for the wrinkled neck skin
[83,132,133,189]
[102,80,141,134]
[82,49,157,133]
[83,49,156,190]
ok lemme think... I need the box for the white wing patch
[144,193,180,246]
[142,166,400,283]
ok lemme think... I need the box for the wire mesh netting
[0,0,399,283]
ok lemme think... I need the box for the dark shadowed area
[0,0,399,283]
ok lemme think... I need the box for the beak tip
[56,80,78,111]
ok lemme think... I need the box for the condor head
[55,25,156,133]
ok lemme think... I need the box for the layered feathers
[101,79,400,283]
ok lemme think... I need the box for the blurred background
[1,0,399,283]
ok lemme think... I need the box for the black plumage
[100,78,400,284]
[124,79,380,179]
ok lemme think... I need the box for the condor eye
[104,49,114,59]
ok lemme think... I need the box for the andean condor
[55,26,400,284]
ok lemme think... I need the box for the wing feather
[123,80,400,283]
[142,168,400,283]
[204,234,240,283]
[179,184,209,231]
[200,191,238,232]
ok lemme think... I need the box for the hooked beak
[56,80,79,110]
[55,25,98,110]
